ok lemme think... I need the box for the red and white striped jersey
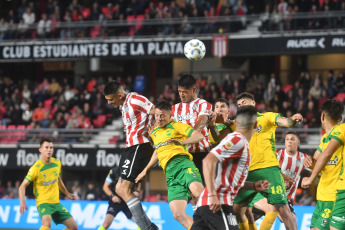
[197,132,251,207]
[120,92,153,148]
[171,98,212,153]
[277,149,308,200]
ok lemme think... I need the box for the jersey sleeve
[328,124,345,146]
[131,94,153,114]
[198,101,212,116]
[266,112,283,127]
[174,122,195,137]
[211,135,245,162]
[25,165,37,183]
[317,135,326,153]
[105,169,113,184]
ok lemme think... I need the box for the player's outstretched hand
[20,201,28,215]
[135,170,147,183]
[301,177,312,188]
[292,113,303,123]
[282,174,294,184]
[303,156,313,168]
[167,139,182,145]
[254,180,271,191]
[66,193,78,201]
[208,195,221,213]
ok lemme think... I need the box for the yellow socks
[39,227,50,230]
[260,211,278,230]
[187,224,192,230]
[249,223,258,230]
[239,220,250,230]
[97,226,107,230]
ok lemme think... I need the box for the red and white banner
[212,35,228,57]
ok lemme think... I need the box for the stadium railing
[1,11,345,41]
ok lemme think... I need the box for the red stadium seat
[82,8,90,19]
[44,98,54,110]
[92,115,107,128]
[283,84,293,94]
[334,93,345,103]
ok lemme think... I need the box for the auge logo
[166,130,172,136]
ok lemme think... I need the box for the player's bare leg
[62,217,78,230]
[100,214,115,229]
[116,179,156,230]
[169,200,193,228]
[234,203,249,229]
[274,203,297,230]
[189,181,204,212]
[246,208,258,230]
[41,215,53,229]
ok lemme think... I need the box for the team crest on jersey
[123,105,129,112]
[256,125,262,132]
[166,130,172,136]
[178,113,197,122]
[225,142,233,149]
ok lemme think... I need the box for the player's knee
[42,216,52,227]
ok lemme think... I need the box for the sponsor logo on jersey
[177,113,197,122]
[327,156,338,165]
[42,179,58,186]
[257,125,262,132]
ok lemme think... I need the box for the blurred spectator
[32,102,45,121]
[37,14,52,38]
[298,189,313,206]
[22,8,35,25]
[84,182,98,200]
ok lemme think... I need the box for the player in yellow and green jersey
[208,98,235,146]
[19,138,78,230]
[302,100,345,230]
[135,100,205,229]
[233,92,302,230]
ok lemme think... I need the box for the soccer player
[301,99,344,230]
[104,81,158,230]
[192,105,270,230]
[135,100,205,229]
[98,166,139,230]
[234,92,302,230]
[171,74,212,179]
[208,98,235,145]
[19,138,78,230]
[247,131,311,225]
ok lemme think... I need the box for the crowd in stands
[0,69,345,143]
[1,0,345,40]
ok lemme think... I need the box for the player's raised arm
[276,113,303,128]
[19,179,30,215]
[302,138,341,188]
[168,129,204,146]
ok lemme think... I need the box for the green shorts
[37,203,73,225]
[165,155,203,203]
[234,166,288,205]
[248,193,265,207]
[331,190,345,230]
[310,200,334,229]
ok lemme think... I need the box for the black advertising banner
[0,147,125,169]
[1,35,345,61]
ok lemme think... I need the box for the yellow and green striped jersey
[25,157,61,206]
[249,112,282,171]
[151,120,195,172]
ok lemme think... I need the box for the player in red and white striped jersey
[249,132,311,225]
[104,81,158,230]
[192,106,270,230]
[171,74,212,180]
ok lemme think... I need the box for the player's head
[155,101,172,127]
[235,105,257,131]
[214,98,230,117]
[321,99,344,127]
[103,81,126,108]
[39,138,54,158]
[178,74,197,103]
[285,131,300,154]
[236,92,256,108]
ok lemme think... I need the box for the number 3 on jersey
[270,185,283,194]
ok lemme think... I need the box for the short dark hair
[236,92,254,101]
[103,81,121,95]
[178,74,196,89]
[285,131,300,140]
[214,98,229,108]
[155,100,172,111]
[237,105,257,117]
[40,138,53,147]
[321,99,344,122]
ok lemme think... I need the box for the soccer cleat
[150,223,159,230]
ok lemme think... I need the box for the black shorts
[107,199,132,219]
[191,152,208,181]
[192,205,239,230]
[288,200,295,215]
[119,142,154,182]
